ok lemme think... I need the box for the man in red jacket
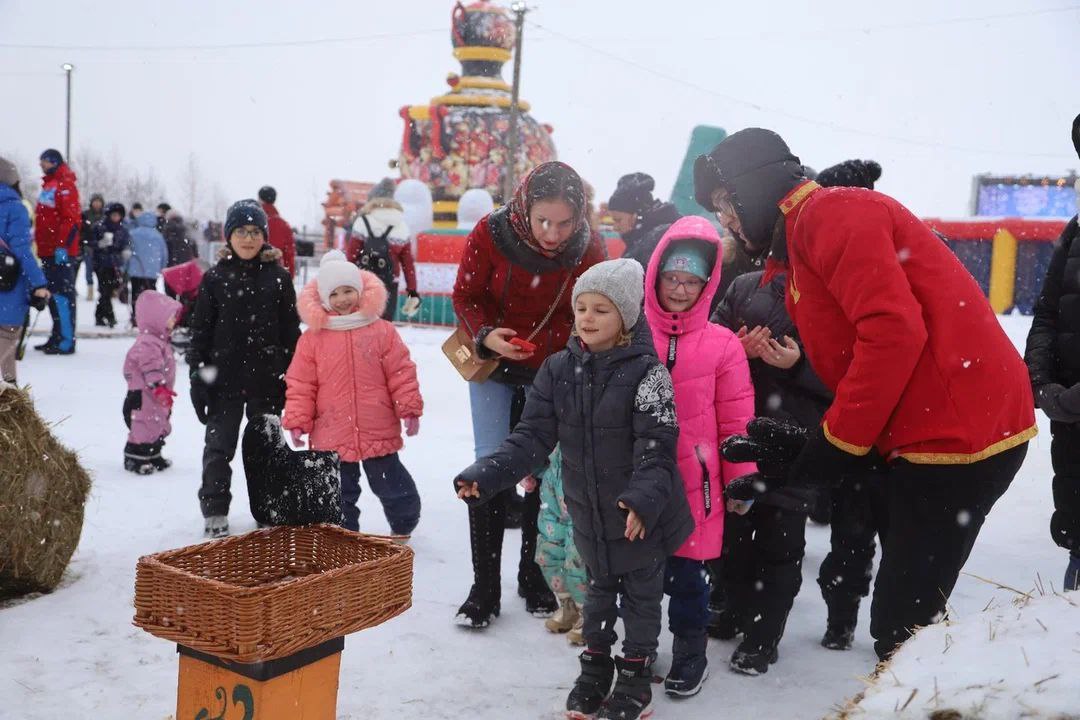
[34,148,81,354]
[258,186,296,277]
[695,129,1036,661]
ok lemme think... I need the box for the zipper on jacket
[695,445,712,517]
[666,336,677,371]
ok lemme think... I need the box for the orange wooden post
[176,638,343,720]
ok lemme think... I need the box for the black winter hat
[39,148,64,166]
[1073,113,1080,160]
[224,199,268,244]
[607,172,656,214]
[258,185,277,204]
[817,159,882,190]
[693,128,805,255]
[105,201,126,217]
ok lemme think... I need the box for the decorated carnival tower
[395,0,556,228]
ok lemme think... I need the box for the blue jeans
[42,256,76,351]
[339,453,421,535]
[664,556,710,639]
[468,379,516,460]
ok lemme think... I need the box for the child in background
[283,250,423,538]
[533,446,588,645]
[456,258,693,720]
[126,210,169,323]
[711,256,835,669]
[642,216,756,696]
[122,290,182,474]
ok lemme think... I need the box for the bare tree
[72,147,125,202]
[209,181,229,221]
[123,167,166,211]
[176,152,202,219]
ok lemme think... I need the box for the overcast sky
[2,0,1078,230]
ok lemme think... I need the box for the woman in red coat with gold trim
[694,128,1035,661]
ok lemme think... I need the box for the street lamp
[61,63,74,159]
[502,3,528,201]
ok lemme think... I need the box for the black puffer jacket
[712,269,832,511]
[187,244,301,400]
[457,320,694,577]
[621,201,681,270]
[1025,216,1080,389]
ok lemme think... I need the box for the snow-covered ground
[0,290,1073,719]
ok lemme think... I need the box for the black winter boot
[729,639,779,676]
[599,656,653,719]
[706,606,742,640]
[455,501,504,629]
[821,601,859,650]
[565,650,615,719]
[664,634,709,697]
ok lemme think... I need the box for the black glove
[1036,384,1080,424]
[723,474,771,502]
[29,287,48,312]
[189,371,212,425]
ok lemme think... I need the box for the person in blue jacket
[0,156,50,383]
[127,210,168,325]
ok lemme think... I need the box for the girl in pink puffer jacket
[283,250,423,536]
[643,215,756,696]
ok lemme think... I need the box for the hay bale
[0,383,91,597]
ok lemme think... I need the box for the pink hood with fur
[282,272,423,462]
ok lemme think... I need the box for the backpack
[0,237,21,292]
[355,215,397,289]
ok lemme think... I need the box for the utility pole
[502,3,527,203]
[62,63,74,159]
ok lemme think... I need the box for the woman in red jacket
[695,129,1036,661]
[451,161,606,628]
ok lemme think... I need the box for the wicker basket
[133,524,413,663]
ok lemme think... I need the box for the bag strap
[523,272,573,343]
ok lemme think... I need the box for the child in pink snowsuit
[283,250,424,536]
[123,290,182,474]
[643,215,756,697]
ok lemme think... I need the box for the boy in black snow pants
[1025,115,1080,591]
[186,199,300,538]
[711,265,834,672]
[456,259,693,720]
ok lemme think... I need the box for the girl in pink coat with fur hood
[643,215,756,697]
[283,250,423,536]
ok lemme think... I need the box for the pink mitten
[403,417,420,437]
[519,475,538,493]
[288,427,306,448]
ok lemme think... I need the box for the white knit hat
[572,258,645,330]
[317,250,363,309]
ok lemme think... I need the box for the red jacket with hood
[34,163,81,259]
[781,180,1036,463]
[261,201,296,277]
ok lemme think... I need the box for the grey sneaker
[204,515,229,539]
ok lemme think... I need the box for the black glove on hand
[189,371,212,425]
[721,417,808,464]
[787,425,867,487]
[1037,384,1080,424]
[29,288,48,312]
[724,474,771,502]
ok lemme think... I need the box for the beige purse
[444,273,572,383]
